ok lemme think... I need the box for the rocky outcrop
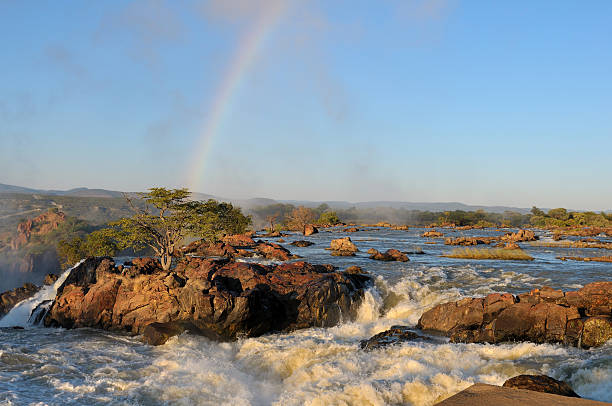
[502,229,538,243]
[303,225,318,236]
[44,256,371,345]
[417,283,612,348]
[368,249,409,262]
[422,231,444,238]
[360,325,428,351]
[182,238,297,261]
[436,383,608,406]
[290,240,315,247]
[502,375,579,398]
[344,227,359,233]
[329,237,358,256]
[10,210,66,250]
[444,236,500,246]
[0,283,40,317]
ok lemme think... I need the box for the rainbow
[188,2,289,193]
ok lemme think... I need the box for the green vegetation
[104,188,251,270]
[443,247,534,261]
[317,211,340,226]
[530,207,612,228]
[57,230,119,267]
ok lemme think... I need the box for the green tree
[318,211,340,226]
[105,188,250,270]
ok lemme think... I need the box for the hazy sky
[1,1,611,210]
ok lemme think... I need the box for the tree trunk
[160,254,172,271]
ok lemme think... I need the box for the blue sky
[1,0,611,210]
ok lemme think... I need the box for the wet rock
[368,249,409,262]
[422,231,443,238]
[329,237,358,253]
[501,229,538,243]
[0,283,40,317]
[502,375,580,398]
[45,257,371,344]
[344,227,360,233]
[221,234,256,248]
[360,325,428,350]
[43,273,59,285]
[254,241,296,261]
[344,266,367,274]
[290,240,315,247]
[444,236,500,246]
[304,224,318,236]
[182,241,238,258]
[417,282,612,348]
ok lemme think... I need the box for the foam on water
[0,259,84,328]
[0,228,610,405]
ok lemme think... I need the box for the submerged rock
[290,240,315,247]
[416,282,612,348]
[44,257,371,345]
[502,375,580,398]
[368,249,409,262]
[360,325,428,351]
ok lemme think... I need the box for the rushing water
[0,228,610,405]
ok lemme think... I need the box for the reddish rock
[344,227,360,233]
[304,224,318,236]
[45,257,371,344]
[417,282,612,348]
[254,241,296,261]
[501,229,538,243]
[503,375,580,398]
[10,210,66,250]
[422,231,444,238]
[221,234,256,248]
[329,237,358,253]
[368,249,409,262]
[444,236,500,246]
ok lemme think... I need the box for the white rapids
[0,259,84,328]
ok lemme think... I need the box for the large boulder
[416,282,612,348]
[368,249,409,262]
[330,237,358,252]
[502,375,579,398]
[45,257,371,345]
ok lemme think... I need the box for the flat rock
[435,383,608,406]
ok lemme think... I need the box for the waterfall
[0,259,84,328]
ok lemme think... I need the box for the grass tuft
[443,247,534,261]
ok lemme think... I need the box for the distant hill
[0,183,123,198]
[0,183,535,213]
